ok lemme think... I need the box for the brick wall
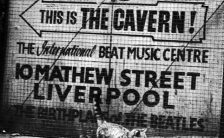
[1,0,224,137]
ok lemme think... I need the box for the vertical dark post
[220,64,224,138]
[106,0,116,115]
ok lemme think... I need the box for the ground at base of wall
[0,134,219,138]
[0,134,41,138]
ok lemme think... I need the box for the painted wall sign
[1,0,224,137]
[20,0,207,42]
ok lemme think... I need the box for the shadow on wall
[0,0,6,67]
[0,0,7,132]
[0,0,4,33]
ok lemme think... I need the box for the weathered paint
[1,0,224,137]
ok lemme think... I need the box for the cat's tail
[93,97,104,126]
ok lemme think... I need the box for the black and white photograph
[0,0,224,137]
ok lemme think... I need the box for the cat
[93,98,147,138]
